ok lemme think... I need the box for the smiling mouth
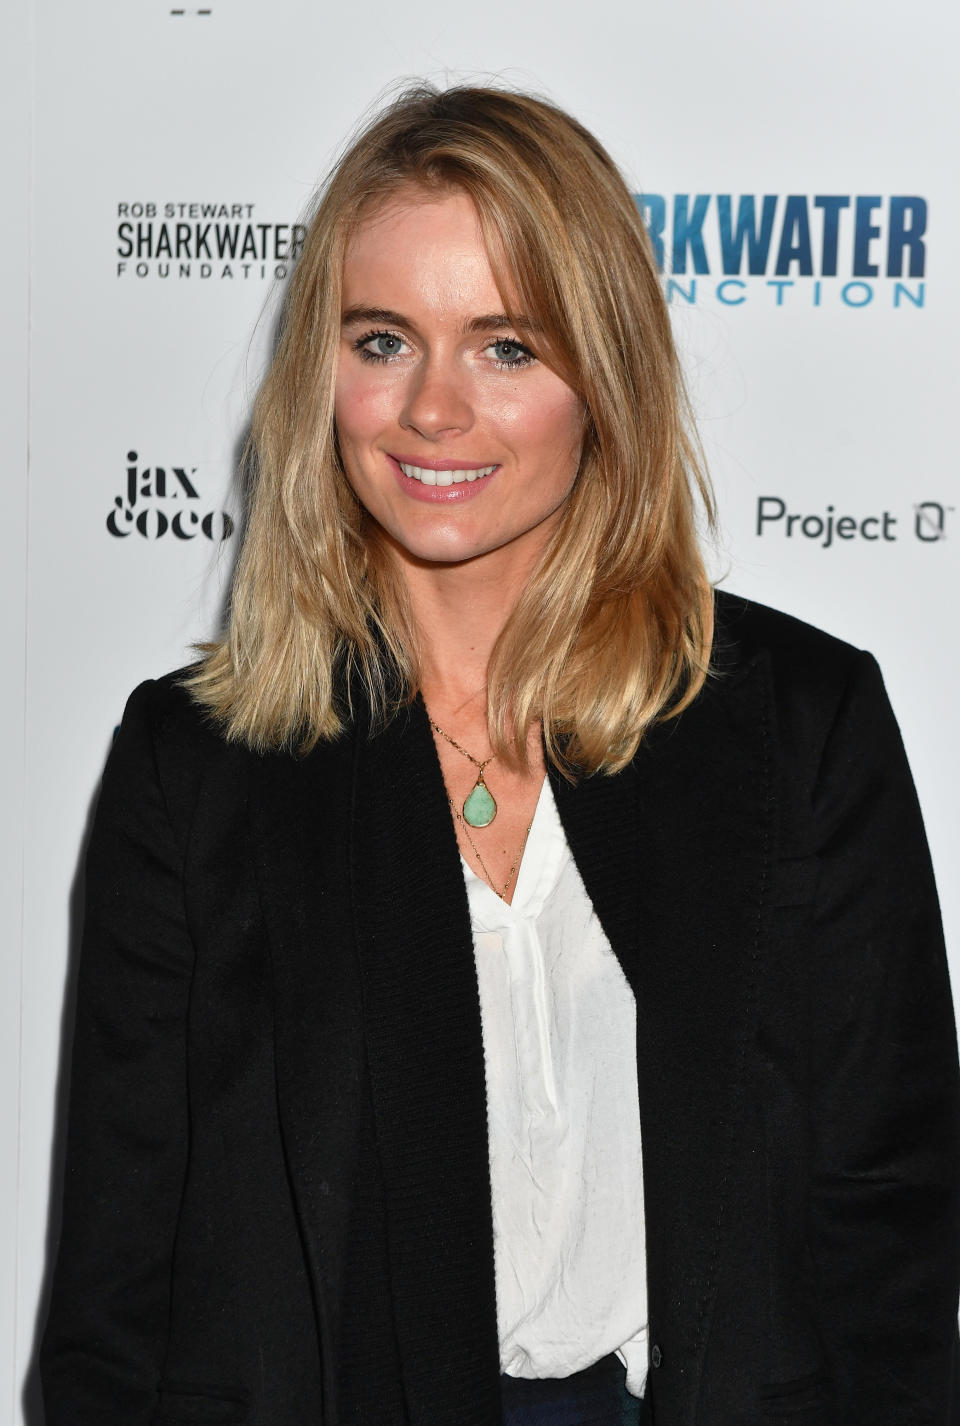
[398,461,498,487]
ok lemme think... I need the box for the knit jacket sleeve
[805,650,960,1422]
[40,679,194,1424]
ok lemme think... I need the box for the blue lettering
[887,197,926,277]
[841,281,873,307]
[636,193,929,291]
[813,196,850,276]
[716,279,746,305]
[893,282,925,308]
[717,195,777,276]
[666,278,697,304]
[766,280,794,306]
[775,196,814,276]
[636,194,666,271]
[853,196,882,277]
[672,195,710,275]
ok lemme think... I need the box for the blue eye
[355,330,407,362]
[489,338,535,368]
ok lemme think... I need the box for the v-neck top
[461,777,649,1398]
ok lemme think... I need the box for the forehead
[342,187,511,310]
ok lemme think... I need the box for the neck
[408,566,516,717]
[395,547,534,720]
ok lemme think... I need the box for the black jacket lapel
[350,697,503,1426]
[553,655,775,1424]
[249,733,365,1426]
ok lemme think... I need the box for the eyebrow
[340,305,544,335]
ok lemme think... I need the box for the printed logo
[107,450,235,541]
[756,496,952,547]
[115,202,306,281]
[635,195,927,309]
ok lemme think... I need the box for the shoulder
[117,665,232,762]
[712,587,865,687]
[108,667,259,840]
[710,586,879,718]
[706,588,896,777]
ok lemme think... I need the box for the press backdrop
[3,2,957,1419]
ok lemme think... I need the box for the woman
[40,85,960,1426]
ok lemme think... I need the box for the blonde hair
[188,83,715,775]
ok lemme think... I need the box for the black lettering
[126,453,139,509]
[290,224,307,260]
[171,466,200,499]
[756,496,785,534]
[136,508,169,538]
[202,510,235,541]
[216,225,239,258]
[106,497,133,536]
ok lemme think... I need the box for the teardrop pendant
[463,775,497,827]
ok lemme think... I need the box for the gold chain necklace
[448,797,533,902]
[427,716,498,827]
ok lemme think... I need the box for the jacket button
[651,1345,663,1369]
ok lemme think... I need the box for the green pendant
[463,778,497,828]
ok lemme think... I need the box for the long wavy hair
[187,83,715,775]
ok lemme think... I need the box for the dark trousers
[500,1353,648,1425]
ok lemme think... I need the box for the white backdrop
[6,1,958,1419]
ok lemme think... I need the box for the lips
[398,460,498,487]
[385,453,500,503]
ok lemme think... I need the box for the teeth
[398,462,497,484]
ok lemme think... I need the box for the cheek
[334,369,398,445]
[493,385,584,460]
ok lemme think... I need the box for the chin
[377,521,494,568]
[403,541,490,568]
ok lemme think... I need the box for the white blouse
[461,776,649,1399]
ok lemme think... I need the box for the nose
[399,353,474,441]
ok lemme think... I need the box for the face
[334,186,584,578]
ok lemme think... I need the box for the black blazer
[40,592,960,1426]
